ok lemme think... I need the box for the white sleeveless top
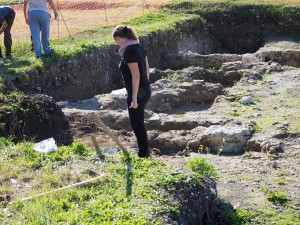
[28,0,49,14]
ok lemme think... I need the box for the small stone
[239,96,254,105]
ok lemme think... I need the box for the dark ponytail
[112,25,138,40]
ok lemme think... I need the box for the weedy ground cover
[0,138,215,224]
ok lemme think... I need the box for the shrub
[187,157,218,178]
[267,191,288,204]
[72,142,89,156]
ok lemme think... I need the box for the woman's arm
[128,62,140,109]
[47,0,59,19]
[23,0,29,24]
[0,21,7,36]
[145,56,150,80]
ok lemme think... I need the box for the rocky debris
[180,66,241,87]
[97,78,225,113]
[242,53,259,65]
[173,52,242,70]
[148,68,175,83]
[256,49,300,68]
[149,125,246,154]
[146,112,227,132]
[220,61,247,72]
[149,126,208,154]
[255,39,300,68]
[0,194,11,202]
[261,139,284,154]
[62,49,287,156]
[272,121,290,132]
[149,130,189,154]
[149,79,224,113]
[220,58,282,75]
[200,125,252,154]
[239,96,254,105]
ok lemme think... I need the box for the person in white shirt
[23,0,58,58]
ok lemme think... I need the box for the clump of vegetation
[243,151,253,157]
[187,157,218,178]
[72,141,89,156]
[173,113,186,118]
[227,109,241,117]
[215,198,251,225]
[266,191,288,204]
[248,121,263,133]
[162,72,179,81]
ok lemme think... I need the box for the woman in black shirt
[112,25,151,158]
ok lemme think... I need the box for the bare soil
[65,67,300,223]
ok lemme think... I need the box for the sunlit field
[0,0,170,44]
[1,0,300,44]
[0,0,298,47]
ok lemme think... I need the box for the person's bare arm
[0,21,7,35]
[128,62,140,109]
[145,56,150,80]
[23,0,29,25]
[47,0,59,19]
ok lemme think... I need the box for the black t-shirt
[119,44,149,91]
[0,7,13,24]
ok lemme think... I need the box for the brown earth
[64,64,300,223]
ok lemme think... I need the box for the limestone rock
[200,125,252,154]
[149,79,224,112]
[239,96,254,105]
[149,130,188,154]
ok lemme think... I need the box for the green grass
[0,0,21,4]
[187,157,219,178]
[0,11,199,82]
[0,138,211,224]
[266,191,288,205]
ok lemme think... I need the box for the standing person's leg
[39,11,51,55]
[128,104,149,157]
[3,10,15,59]
[29,10,42,57]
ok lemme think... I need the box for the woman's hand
[54,11,58,20]
[129,99,138,109]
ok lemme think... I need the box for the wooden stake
[91,112,129,155]
[10,174,105,204]
[91,135,105,161]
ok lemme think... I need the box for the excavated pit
[2,4,300,225]
[5,3,300,153]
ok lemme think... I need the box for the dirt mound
[0,94,73,145]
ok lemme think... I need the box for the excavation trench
[2,5,300,224]
[8,6,300,146]
[14,4,300,103]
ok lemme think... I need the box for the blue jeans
[28,10,51,57]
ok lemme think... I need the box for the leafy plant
[243,151,253,157]
[267,191,288,204]
[173,113,186,118]
[187,157,218,178]
[162,72,179,81]
[72,141,89,156]
[228,109,241,116]
[215,198,243,225]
